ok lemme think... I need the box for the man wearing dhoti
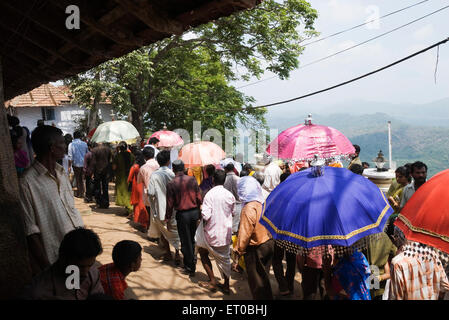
[195,169,235,294]
[148,150,181,264]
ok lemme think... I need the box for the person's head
[411,161,427,185]
[142,146,155,160]
[37,119,45,127]
[205,164,216,178]
[58,228,103,281]
[224,163,234,173]
[118,141,128,153]
[87,142,97,150]
[349,164,364,175]
[172,160,185,173]
[156,150,171,167]
[212,169,226,186]
[353,145,360,158]
[362,162,370,169]
[148,137,159,146]
[73,131,82,139]
[243,163,253,172]
[8,115,20,128]
[253,171,265,186]
[134,150,146,167]
[395,166,411,186]
[240,170,249,177]
[130,145,139,155]
[10,126,23,150]
[280,170,291,183]
[112,240,142,275]
[31,125,65,160]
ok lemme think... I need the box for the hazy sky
[233,0,449,113]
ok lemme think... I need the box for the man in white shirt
[137,147,159,237]
[196,169,235,294]
[19,125,84,276]
[148,150,180,263]
[400,161,427,210]
[262,157,282,197]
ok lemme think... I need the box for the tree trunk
[130,91,144,138]
[0,57,32,298]
[87,72,101,133]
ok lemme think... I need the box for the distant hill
[265,104,449,178]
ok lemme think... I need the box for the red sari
[127,164,149,229]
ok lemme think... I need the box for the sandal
[216,283,231,295]
[198,281,218,293]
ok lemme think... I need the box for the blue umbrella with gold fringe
[260,164,393,256]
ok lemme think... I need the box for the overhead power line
[252,37,449,110]
[159,37,449,114]
[302,0,430,47]
[237,3,449,90]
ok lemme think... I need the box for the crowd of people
[7,116,449,300]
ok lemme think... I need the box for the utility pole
[388,121,392,169]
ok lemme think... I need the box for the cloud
[413,24,434,40]
[322,0,367,23]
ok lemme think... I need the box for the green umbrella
[90,120,140,144]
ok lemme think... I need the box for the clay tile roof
[5,83,72,108]
[5,83,112,108]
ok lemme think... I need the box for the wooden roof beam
[177,0,261,26]
[114,0,184,35]
[0,2,100,58]
[48,0,145,48]
[0,22,76,67]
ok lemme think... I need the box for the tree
[67,0,318,138]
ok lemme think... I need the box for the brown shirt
[236,201,272,255]
[91,145,111,174]
[165,172,202,220]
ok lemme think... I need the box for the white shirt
[19,161,84,264]
[400,182,421,209]
[262,162,282,192]
[148,166,175,221]
[201,185,235,247]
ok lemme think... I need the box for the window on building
[41,108,55,121]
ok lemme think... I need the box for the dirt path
[76,184,303,300]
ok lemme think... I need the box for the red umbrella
[147,125,183,148]
[395,169,449,254]
[266,114,355,161]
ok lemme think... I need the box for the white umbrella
[90,120,140,144]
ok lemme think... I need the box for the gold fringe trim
[397,214,449,243]
[261,188,390,242]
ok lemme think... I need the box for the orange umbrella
[178,139,225,168]
[395,169,449,254]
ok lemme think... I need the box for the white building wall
[13,104,113,135]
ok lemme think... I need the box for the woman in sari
[128,151,149,232]
[113,141,134,212]
[322,250,371,300]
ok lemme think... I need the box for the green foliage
[64,0,318,138]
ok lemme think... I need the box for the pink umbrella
[179,138,226,168]
[266,115,355,161]
[148,125,183,148]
